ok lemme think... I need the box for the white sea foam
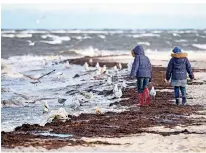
[98,35,106,39]
[175,39,187,42]
[192,44,206,50]
[1,30,16,33]
[40,34,71,44]
[1,34,15,38]
[2,33,32,38]
[137,42,150,46]
[173,33,180,37]
[128,33,160,38]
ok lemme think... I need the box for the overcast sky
[2,3,206,29]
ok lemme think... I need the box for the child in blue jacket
[130,45,152,106]
[166,46,194,105]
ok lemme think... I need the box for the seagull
[56,72,64,79]
[114,86,122,99]
[107,76,112,85]
[101,65,107,73]
[95,62,100,69]
[150,86,156,100]
[96,67,101,76]
[104,70,109,76]
[84,62,89,71]
[113,84,119,93]
[36,16,46,24]
[122,80,127,91]
[64,61,71,68]
[89,58,93,64]
[42,59,48,66]
[19,69,55,84]
[58,95,67,105]
[71,95,81,110]
[43,101,49,113]
[118,63,122,70]
[113,65,118,71]
[127,61,132,72]
[27,40,35,46]
[81,91,94,99]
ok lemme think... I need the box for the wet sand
[2,56,206,151]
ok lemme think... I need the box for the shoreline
[1,56,206,152]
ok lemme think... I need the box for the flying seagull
[19,69,55,83]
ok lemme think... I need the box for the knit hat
[172,46,182,54]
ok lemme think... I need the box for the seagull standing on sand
[96,62,100,69]
[27,40,35,46]
[43,101,49,113]
[64,61,71,68]
[107,76,112,85]
[122,80,127,91]
[84,62,89,71]
[113,84,119,93]
[89,58,93,64]
[127,61,132,72]
[118,63,122,70]
[56,72,64,79]
[71,95,81,110]
[58,95,67,105]
[150,86,156,100]
[102,65,107,73]
[42,59,48,66]
[114,86,122,99]
[113,65,118,71]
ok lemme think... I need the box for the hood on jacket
[132,45,145,56]
[171,53,188,58]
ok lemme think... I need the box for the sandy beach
[2,55,206,152]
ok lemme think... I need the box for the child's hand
[130,76,135,80]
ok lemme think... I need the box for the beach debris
[95,107,102,114]
[19,69,55,84]
[47,108,68,122]
[43,101,49,113]
[150,86,157,99]
[58,95,67,105]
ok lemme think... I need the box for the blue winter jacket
[130,45,152,79]
[166,53,194,81]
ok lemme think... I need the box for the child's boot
[175,98,180,105]
[137,93,143,106]
[143,88,150,105]
[182,97,187,105]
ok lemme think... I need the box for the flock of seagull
[18,57,132,122]
[18,57,156,122]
